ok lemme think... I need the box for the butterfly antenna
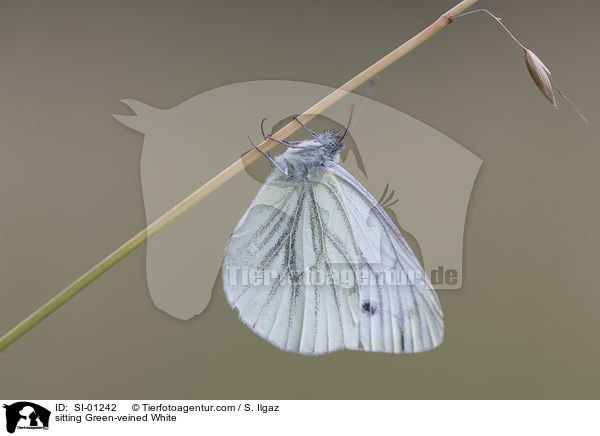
[342,76,379,139]
[260,118,269,140]
[341,105,355,140]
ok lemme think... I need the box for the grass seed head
[524,48,557,108]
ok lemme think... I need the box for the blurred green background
[1,0,598,398]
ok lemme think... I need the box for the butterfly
[222,116,444,354]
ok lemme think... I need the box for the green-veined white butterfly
[222,117,443,354]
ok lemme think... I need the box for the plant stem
[453,9,527,50]
[453,8,588,123]
[0,0,480,353]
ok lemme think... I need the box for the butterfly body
[273,129,345,179]
[223,129,444,355]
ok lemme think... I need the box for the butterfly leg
[292,115,319,139]
[260,118,306,148]
[264,134,308,149]
[248,134,288,176]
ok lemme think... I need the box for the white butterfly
[222,118,444,354]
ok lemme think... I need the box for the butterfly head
[316,129,345,155]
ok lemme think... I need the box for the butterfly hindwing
[223,170,360,354]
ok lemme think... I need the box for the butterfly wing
[223,164,444,354]
[325,163,444,353]
[223,170,361,354]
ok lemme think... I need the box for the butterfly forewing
[329,164,444,353]
[223,163,444,354]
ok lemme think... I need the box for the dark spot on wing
[361,300,377,315]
